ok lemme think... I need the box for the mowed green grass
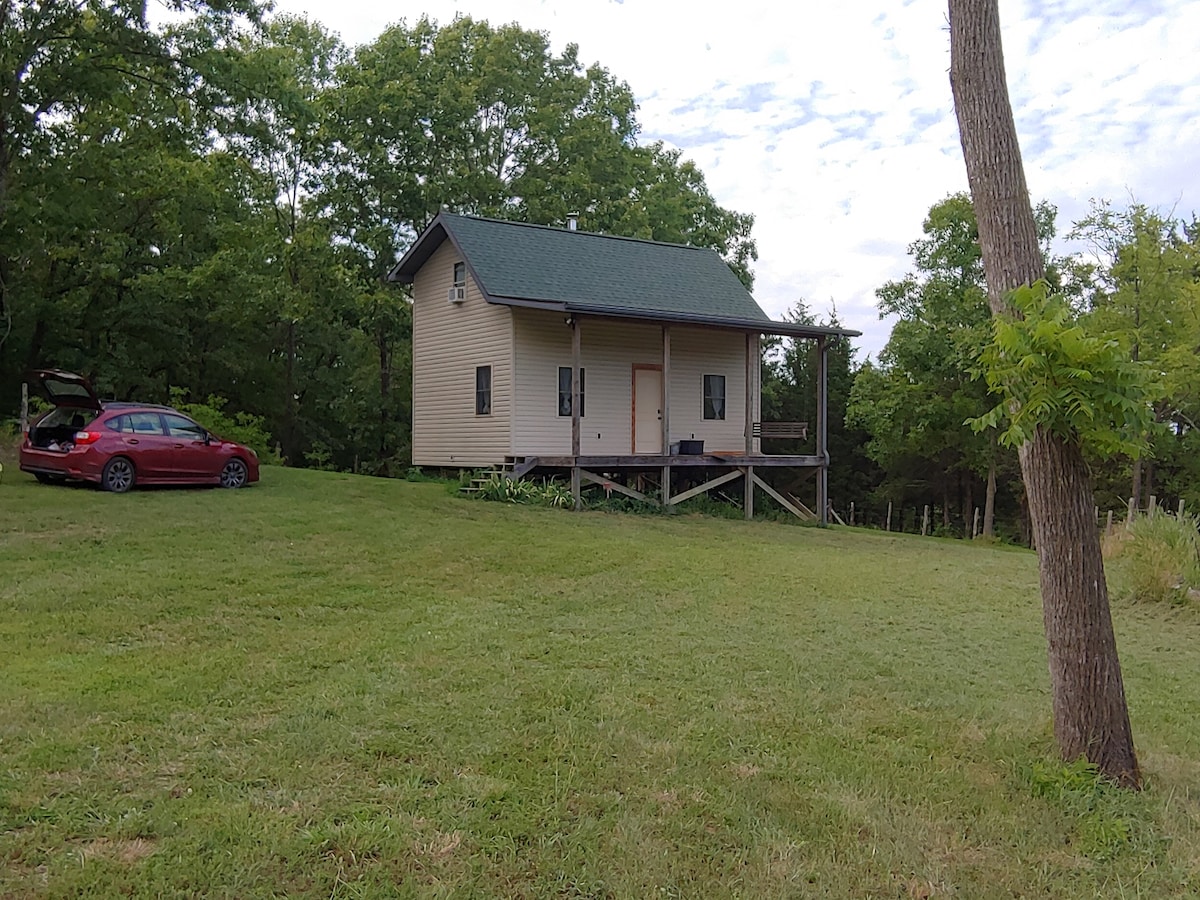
[2,467,1200,898]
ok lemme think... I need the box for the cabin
[388,213,859,522]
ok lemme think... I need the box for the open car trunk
[27,370,104,451]
[29,407,101,451]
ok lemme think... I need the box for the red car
[19,370,260,492]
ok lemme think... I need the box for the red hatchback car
[19,370,260,492]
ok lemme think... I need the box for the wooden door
[632,366,663,454]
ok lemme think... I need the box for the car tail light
[74,431,101,446]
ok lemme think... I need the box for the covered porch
[528,311,852,523]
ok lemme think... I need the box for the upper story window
[453,262,466,287]
[703,374,726,420]
[475,365,492,416]
[558,367,585,417]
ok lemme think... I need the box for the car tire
[34,472,65,485]
[101,457,136,493]
[220,458,248,489]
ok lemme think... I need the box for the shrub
[467,472,573,507]
[169,390,281,465]
[1105,513,1200,604]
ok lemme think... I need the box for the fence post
[1149,495,1158,518]
[886,502,892,532]
[1106,509,1114,535]
[1126,497,1136,531]
[972,507,980,539]
[921,505,930,536]
[1178,499,1186,518]
[19,382,28,435]
[849,501,855,527]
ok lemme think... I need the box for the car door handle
[125,438,139,445]
[173,443,185,449]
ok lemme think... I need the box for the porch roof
[388,213,859,340]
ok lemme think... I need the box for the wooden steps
[458,457,538,495]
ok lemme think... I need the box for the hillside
[2,468,1199,897]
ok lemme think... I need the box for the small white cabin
[389,213,857,520]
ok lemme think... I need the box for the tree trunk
[949,0,1139,787]
[983,459,997,538]
[378,324,392,476]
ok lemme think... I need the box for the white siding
[669,327,750,453]
[511,311,754,456]
[411,240,512,466]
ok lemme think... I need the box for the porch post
[662,324,672,509]
[816,335,829,526]
[744,332,756,456]
[744,465,754,520]
[571,316,582,510]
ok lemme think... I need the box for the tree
[849,194,1009,536]
[948,0,1140,786]
[1069,201,1200,511]
[762,302,876,519]
[0,0,265,354]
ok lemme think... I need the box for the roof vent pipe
[566,213,578,232]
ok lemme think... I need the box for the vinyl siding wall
[511,309,755,455]
[411,240,512,466]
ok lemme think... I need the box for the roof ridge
[439,211,714,253]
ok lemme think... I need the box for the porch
[551,312,838,523]
[503,447,826,523]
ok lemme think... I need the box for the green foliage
[468,472,572,508]
[0,8,758,483]
[169,390,281,464]
[970,281,1153,457]
[1107,513,1200,604]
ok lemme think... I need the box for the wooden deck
[533,454,824,468]
[507,453,828,523]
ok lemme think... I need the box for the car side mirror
[204,432,213,445]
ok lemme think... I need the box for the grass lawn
[2,465,1200,897]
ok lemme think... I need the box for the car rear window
[105,413,164,435]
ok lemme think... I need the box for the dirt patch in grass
[80,837,157,865]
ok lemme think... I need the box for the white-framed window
[703,374,726,420]
[453,262,466,286]
[558,367,585,417]
[475,366,492,416]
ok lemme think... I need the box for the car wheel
[101,457,135,493]
[34,472,65,485]
[220,458,248,489]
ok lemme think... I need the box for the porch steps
[458,457,538,495]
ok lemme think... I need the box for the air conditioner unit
[447,286,465,304]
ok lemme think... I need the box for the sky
[270,0,1200,359]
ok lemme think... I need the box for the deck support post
[816,335,829,526]
[661,465,671,510]
[571,316,582,510]
[744,465,754,520]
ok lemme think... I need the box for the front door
[632,366,663,454]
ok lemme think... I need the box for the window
[453,262,466,287]
[703,374,726,420]
[163,413,207,440]
[475,365,492,416]
[557,366,585,417]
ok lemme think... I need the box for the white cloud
[272,0,1200,360]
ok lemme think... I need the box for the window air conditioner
[447,286,465,304]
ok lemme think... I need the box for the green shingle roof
[389,213,859,338]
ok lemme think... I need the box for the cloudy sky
[271,0,1200,358]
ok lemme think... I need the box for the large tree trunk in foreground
[949,0,1139,787]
